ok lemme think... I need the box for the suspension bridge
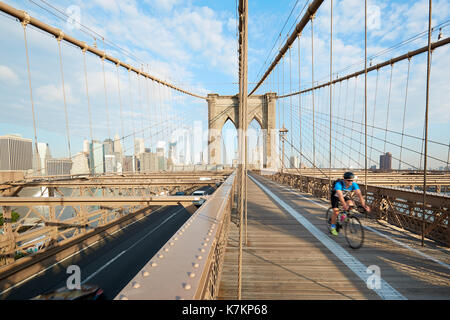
[0,0,449,301]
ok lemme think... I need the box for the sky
[0,0,449,169]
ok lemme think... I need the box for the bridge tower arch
[207,93,276,168]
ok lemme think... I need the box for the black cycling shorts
[331,195,351,209]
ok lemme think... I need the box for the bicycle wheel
[344,215,364,249]
[325,207,334,233]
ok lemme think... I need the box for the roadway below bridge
[0,204,193,300]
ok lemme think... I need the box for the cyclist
[330,172,371,236]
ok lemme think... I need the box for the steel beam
[249,0,325,96]
[0,196,203,207]
[278,36,450,99]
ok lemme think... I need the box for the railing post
[48,187,58,246]
[2,206,15,264]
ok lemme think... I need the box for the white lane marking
[264,177,450,270]
[82,251,126,285]
[250,175,406,300]
[0,206,176,296]
[81,208,183,284]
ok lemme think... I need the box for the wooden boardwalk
[218,173,450,300]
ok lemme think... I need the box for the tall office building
[0,135,33,171]
[83,139,90,154]
[46,158,72,176]
[103,138,114,156]
[34,142,52,175]
[113,133,122,155]
[380,152,392,170]
[290,156,300,169]
[71,152,89,175]
[89,141,104,174]
[158,155,167,171]
[156,147,164,157]
[104,154,116,173]
[134,138,145,156]
[122,155,133,173]
[140,152,159,172]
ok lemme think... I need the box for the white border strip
[267,178,450,270]
[249,175,406,300]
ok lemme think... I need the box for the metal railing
[0,174,226,268]
[262,172,449,246]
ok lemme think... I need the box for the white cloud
[151,0,181,12]
[0,65,19,84]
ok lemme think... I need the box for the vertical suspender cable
[422,0,433,246]
[145,65,153,151]
[349,77,358,167]
[290,47,293,165]
[298,34,302,175]
[128,69,136,170]
[399,58,411,170]
[384,64,394,154]
[283,56,285,128]
[22,18,41,172]
[311,14,316,180]
[116,64,124,144]
[364,0,368,197]
[83,47,94,143]
[336,81,342,169]
[277,65,281,168]
[369,69,379,164]
[101,55,111,139]
[329,0,333,189]
[157,83,163,144]
[238,0,248,299]
[342,79,349,166]
[137,72,145,140]
[57,34,71,158]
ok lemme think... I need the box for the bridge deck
[218,173,450,300]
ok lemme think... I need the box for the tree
[0,210,20,226]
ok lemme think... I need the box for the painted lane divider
[249,175,407,300]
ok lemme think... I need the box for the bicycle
[326,205,365,249]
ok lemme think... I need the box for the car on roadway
[192,190,208,207]
[175,191,186,195]
[31,284,104,300]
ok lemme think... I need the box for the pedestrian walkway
[218,173,450,300]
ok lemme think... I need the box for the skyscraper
[380,152,392,170]
[140,152,158,172]
[71,152,89,175]
[122,155,133,173]
[290,156,300,169]
[83,139,90,154]
[103,139,114,155]
[0,135,33,171]
[134,138,145,156]
[35,142,52,175]
[46,158,72,176]
[89,141,104,174]
[113,133,122,155]
[104,154,116,173]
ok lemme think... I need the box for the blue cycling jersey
[333,180,359,198]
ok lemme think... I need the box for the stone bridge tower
[207,93,276,168]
